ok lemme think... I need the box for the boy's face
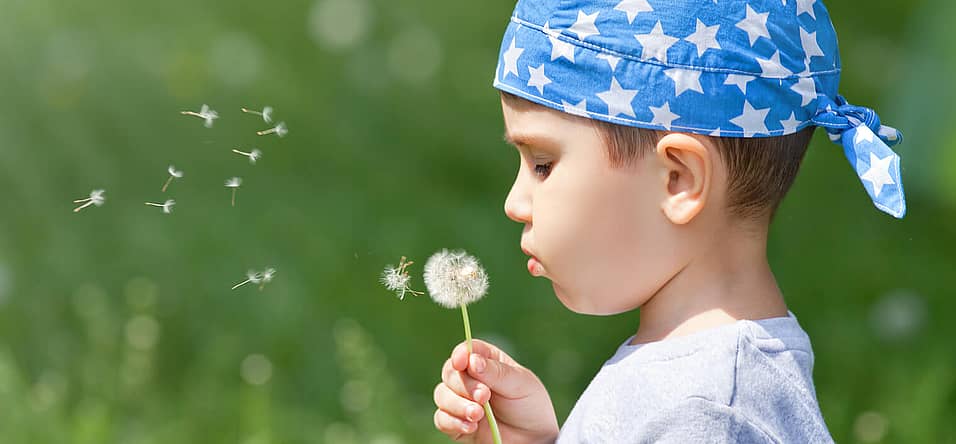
[501,97,687,316]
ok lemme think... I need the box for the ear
[654,133,713,225]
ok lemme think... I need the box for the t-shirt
[556,313,834,443]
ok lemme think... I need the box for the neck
[632,225,788,345]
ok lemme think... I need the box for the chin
[552,282,634,316]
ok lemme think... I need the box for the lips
[521,244,544,276]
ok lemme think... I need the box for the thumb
[467,352,534,399]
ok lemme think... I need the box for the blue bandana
[493,0,905,218]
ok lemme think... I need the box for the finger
[443,366,487,402]
[433,383,485,423]
[453,339,519,370]
[434,408,478,437]
[467,352,535,399]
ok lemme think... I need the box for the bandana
[492,0,905,218]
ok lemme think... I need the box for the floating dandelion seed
[423,249,500,444]
[256,121,287,137]
[232,270,263,290]
[180,104,219,128]
[241,106,273,123]
[232,148,262,164]
[162,165,184,192]
[225,177,242,207]
[145,199,176,214]
[258,267,276,290]
[73,189,106,213]
[380,256,424,300]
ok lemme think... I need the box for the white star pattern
[878,126,900,142]
[650,101,680,129]
[724,74,755,95]
[796,0,816,20]
[502,37,524,80]
[736,4,771,46]
[527,64,552,94]
[854,125,876,145]
[800,27,824,60]
[614,0,653,24]
[684,19,721,57]
[729,100,771,136]
[780,112,802,132]
[562,99,588,117]
[543,23,576,63]
[756,50,793,78]
[597,53,621,71]
[664,68,704,96]
[859,152,896,198]
[568,10,601,41]
[791,76,816,106]
[634,21,680,64]
[596,77,639,117]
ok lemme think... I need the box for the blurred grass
[0,0,953,442]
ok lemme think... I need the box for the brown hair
[501,91,814,221]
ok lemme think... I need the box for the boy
[434,0,905,442]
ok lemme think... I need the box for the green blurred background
[0,0,953,442]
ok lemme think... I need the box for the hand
[433,339,559,444]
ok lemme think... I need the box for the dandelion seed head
[423,249,488,309]
[249,149,262,163]
[168,166,184,178]
[225,177,242,188]
[90,189,106,206]
[247,270,263,284]
[162,199,175,214]
[380,266,412,300]
[262,106,273,123]
[275,122,288,137]
[260,268,276,283]
[199,104,219,128]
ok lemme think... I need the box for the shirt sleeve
[636,397,779,444]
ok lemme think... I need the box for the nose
[504,169,532,224]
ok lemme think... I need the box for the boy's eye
[534,162,553,178]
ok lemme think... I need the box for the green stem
[461,304,503,444]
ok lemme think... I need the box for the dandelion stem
[232,189,237,207]
[241,108,262,116]
[232,279,251,290]
[180,111,203,118]
[232,149,250,156]
[73,198,91,203]
[256,128,276,136]
[73,201,94,212]
[460,303,502,444]
[162,176,173,192]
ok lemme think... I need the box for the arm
[433,338,559,444]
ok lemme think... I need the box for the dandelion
[241,106,273,123]
[232,270,263,290]
[162,165,184,192]
[73,189,106,213]
[180,104,219,128]
[144,199,176,214]
[380,256,425,300]
[256,121,288,138]
[225,177,242,207]
[232,148,262,164]
[258,267,276,290]
[423,249,500,444]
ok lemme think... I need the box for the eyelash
[534,162,553,178]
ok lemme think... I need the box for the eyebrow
[503,131,558,149]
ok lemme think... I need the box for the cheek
[533,170,673,314]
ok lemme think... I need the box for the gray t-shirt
[556,313,834,443]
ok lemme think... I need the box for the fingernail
[471,354,485,374]
[473,387,484,401]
